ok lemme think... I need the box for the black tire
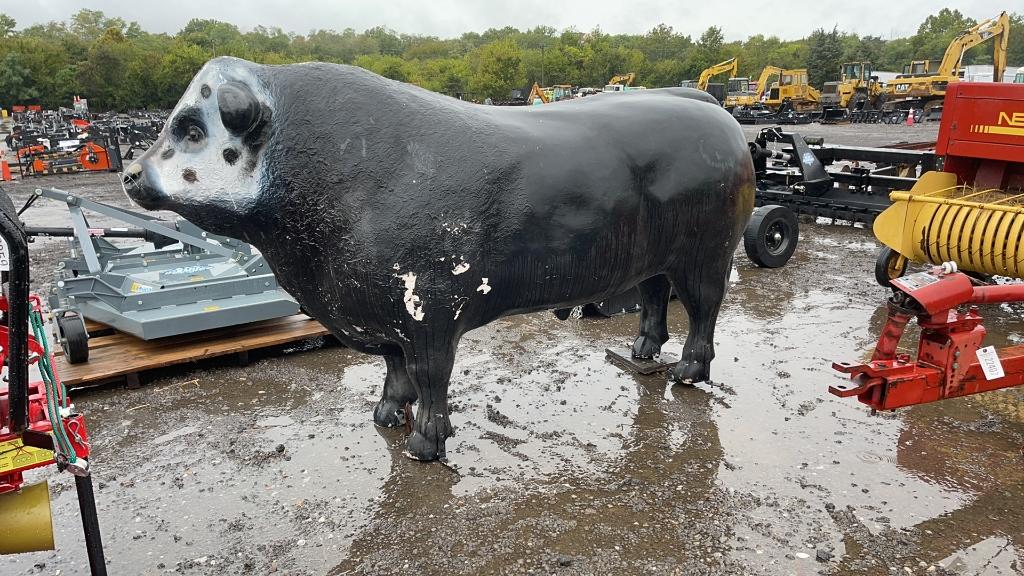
[744,205,799,268]
[874,246,908,287]
[56,312,89,364]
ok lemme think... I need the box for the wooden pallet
[54,314,330,388]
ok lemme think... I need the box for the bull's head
[123,57,270,238]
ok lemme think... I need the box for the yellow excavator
[887,11,1010,113]
[608,73,636,87]
[724,66,781,109]
[696,58,738,91]
[681,58,738,102]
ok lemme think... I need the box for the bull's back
[463,92,753,315]
[493,91,752,247]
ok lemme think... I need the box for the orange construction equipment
[16,142,115,176]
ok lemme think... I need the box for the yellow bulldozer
[886,11,1010,114]
[762,68,821,113]
[820,61,886,120]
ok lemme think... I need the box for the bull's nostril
[122,163,143,188]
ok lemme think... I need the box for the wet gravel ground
[7,121,1024,576]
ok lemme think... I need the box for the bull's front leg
[401,342,456,461]
[373,353,418,428]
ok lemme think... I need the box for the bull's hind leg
[632,275,672,359]
[373,353,418,428]
[667,258,732,384]
[402,343,457,461]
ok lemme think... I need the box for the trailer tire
[744,205,798,268]
[874,246,908,287]
[56,312,89,364]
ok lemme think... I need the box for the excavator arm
[937,11,1010,81]
[754,66,782,98]
[608,73,636,87]
[697,58,739,91]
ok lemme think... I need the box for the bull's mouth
[122,163,169,210]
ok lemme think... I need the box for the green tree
[472,38,525,100]
[0,52,38,103]
[180,19,244,56]
[806,26,843,87]
[419,58,471,96]
[70,9,128,43]
[910,8,975,65]
[691,26,725,70]
[354,53,415,82]
[0,13,15,37]
[156,41,209,107]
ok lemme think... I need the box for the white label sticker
[892,271,939,293]
[976,345,1005,380]
[0,235,10,271]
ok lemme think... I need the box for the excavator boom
[697,58,739,91]
[937,11,1010,80]
[754,66,782,98]
[888,11,1010,111]
[608,73,636,87]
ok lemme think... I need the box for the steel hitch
[830,263,1024,411]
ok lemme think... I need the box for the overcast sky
[4,1,1011,41]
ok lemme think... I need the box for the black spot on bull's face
[122,57,272,237]
[217,82,263,136]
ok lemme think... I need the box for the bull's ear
[217,81,262,135]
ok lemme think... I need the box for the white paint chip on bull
[399,272,424,321]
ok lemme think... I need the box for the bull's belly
[480,255,659,318]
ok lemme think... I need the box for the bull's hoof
[671,360,709,385]
[631,335,662,359]
[404,431,447,462]
[373,399,406,428]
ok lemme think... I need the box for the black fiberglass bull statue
[123,57,755,461]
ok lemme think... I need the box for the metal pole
[0,189,29,433]
[75,474,108,576]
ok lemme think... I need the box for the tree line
[0,8,1022,111]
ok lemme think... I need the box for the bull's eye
[187,125,205,143]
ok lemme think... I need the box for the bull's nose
[122,162,143,189]
[121,162,166,209]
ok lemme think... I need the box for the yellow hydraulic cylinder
[874,171,1024,278]
[0,481,55,554]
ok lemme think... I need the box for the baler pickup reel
[830,263,1024,411]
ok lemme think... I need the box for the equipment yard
[8,122,1024,576]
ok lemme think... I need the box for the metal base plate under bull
[605,347,679,375]
[31,187,299,341]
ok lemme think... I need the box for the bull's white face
[123,57,272,234]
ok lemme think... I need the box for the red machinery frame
[0,296,91,494]
[831,267,1024,410]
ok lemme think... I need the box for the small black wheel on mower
[744,205,799,268]
[56,312,89,364]
[874,246,908,287]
